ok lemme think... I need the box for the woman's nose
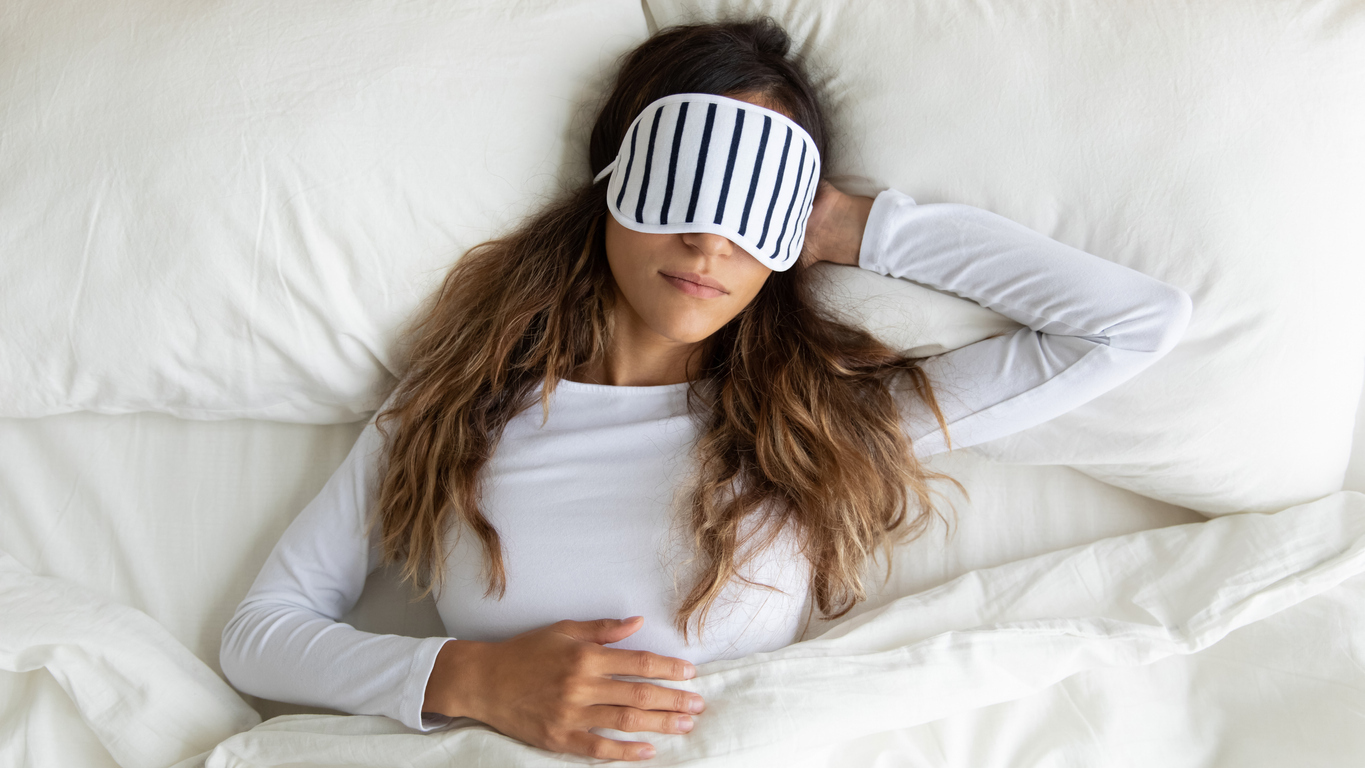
[681,231,736,258]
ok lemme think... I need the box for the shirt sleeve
[219,392,455,732]
[856,188,1192,460]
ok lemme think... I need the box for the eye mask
[593,92,822,272]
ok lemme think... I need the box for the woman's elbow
[218,604,257,693]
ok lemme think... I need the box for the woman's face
[604,218,772,344]
[603,92,784,345]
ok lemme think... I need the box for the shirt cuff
[857,188,916,275]
[403,636,457,732]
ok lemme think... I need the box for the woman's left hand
[798,180,876,268]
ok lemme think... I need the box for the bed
[3,1,1364,766]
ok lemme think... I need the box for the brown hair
[372,17,965,642]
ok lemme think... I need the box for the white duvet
[5,491,1362,768]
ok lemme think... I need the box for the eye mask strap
[593,159,616,184]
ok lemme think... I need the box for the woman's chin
[647,316,726,346]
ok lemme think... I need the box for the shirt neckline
[546,378,694,396]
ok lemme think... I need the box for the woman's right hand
[422,616,705,761]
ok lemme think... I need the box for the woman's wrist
[833,193,875,267]
[423,638,487,720]
[801,181,875,268]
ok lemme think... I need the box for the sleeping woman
[220,16,1191,763]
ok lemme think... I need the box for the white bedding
[183,493,1365,768]
[3,400,1363,766]
[0,408,1198,766]
[2,409,1362,767]
[3,0,1364,764]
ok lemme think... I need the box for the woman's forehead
[723,90,792,119]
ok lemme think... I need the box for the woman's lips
[659,270,729,298]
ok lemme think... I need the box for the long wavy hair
[371,17,966,642]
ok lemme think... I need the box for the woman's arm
[218,405,454,732]
[805,183,1192,459]
[220,398,705,758]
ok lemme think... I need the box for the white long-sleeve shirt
[220,188,1192,732]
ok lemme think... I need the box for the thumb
[556,616,644,645]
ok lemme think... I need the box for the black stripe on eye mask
[660,102,689,226]
[685,103,717,224]
[615,121,640,211]
[758,126,793,250]
[738,115,772,237]
[772,141,806,257]
[714,109,745,225]
[635,107,665,223]
[786,156,819,262]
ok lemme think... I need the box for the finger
[596,679,705,714]
[563,731,657,762]
[554,616,644,645]
[586,704,695,735]
[598,647,697,681]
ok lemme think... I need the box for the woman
[221,17,1191,763]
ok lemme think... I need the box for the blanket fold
[4,491,1361,767]
[0,550,260,768]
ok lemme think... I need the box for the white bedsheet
[5,485,1362,767]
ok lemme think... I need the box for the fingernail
[638,746,656,759]
[688,698,705,713]
[623,615,643,623]
[683,663,696,679]
[676,716,693,733]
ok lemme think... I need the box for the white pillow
[0,0,1021,430]
[649,0,1365,514]
[0,0,1006,426]
[0,0,651,423]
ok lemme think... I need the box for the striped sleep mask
[593,92,821,272]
